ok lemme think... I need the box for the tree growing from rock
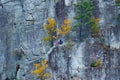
[42,18,71,46]
[74,0,101,40]
[90,17,100,37]
[74,0,94,41]
[115,0,120,26]
[31,59,51,80]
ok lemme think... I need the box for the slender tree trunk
[79,26,82,41]
[50,32,55,47]
[50,40,54,47]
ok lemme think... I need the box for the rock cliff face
[0,0,120,80]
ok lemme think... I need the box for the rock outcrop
[0,0,120,80]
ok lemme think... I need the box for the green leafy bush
[90,59,102,67]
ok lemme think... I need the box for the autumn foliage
[90,17,101,37]
[43,18,56,42]
[90,59,102,67]
[31,59,51,80]
[42,18,71,43]
[57,19,71,35]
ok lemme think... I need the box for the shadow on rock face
[0,9,8,28]
[5,77,10,80]
[12,48,25,60]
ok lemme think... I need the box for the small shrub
[90,17,101,37]
[102,44,110,54]
[64,40,73,50]
[31,59,51,80]
[115,0,120,4]
[90,59,102,67]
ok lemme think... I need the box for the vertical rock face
[0,0,120,80]
[0,0,52,79]
[0,9,10,80]
[72,0,120,80]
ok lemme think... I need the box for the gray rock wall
[0,0,120,80]
[0,0,52,79]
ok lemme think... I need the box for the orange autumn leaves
[42,18,56,42]
[42,18,71,42]
[31,59,51,80]
[57,19,71,35]
[43,18,56,33]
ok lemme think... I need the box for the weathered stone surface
[0,0,120,80]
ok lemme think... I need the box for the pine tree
[74,0,94,41]
[115,0,120,26]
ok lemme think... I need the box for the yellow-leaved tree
[43,18,71,46]
[57,19,71,35]
[42,18,56,46]
[90,17,101,37]
[31,59,51,80]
